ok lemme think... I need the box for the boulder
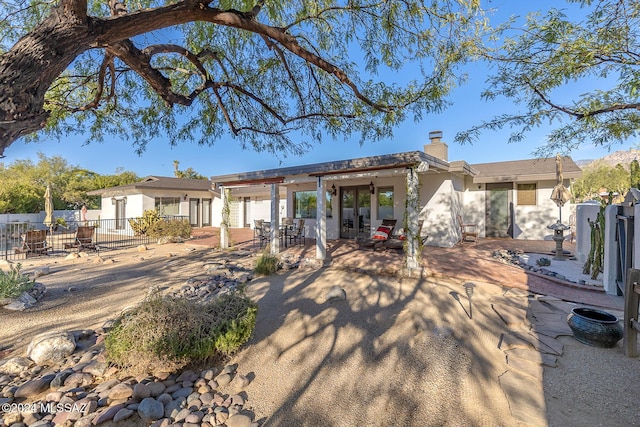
[26,331,76,365]
[0,356,32,374]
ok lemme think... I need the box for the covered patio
[190,227,622,310]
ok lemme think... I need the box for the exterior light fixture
[111,197,116,205]
[331,184,337,196]
[184,194,188,201]
[369,181,375,194]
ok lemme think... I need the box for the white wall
[421,173,459,247]
[513,180,573,240]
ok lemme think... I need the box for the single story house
[89,132,581,268]
[87,176,216,231]
[209,131,581,268]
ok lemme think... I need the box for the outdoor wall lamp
[184,194,188,201]
[369,181,375,194]
[111,197,116,205]
[331,184,337,196]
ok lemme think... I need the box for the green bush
[147,218,192,240]
[254,251,279,276]
[128,209,161,236]
[105,290,257,374]
[0,263,35,299]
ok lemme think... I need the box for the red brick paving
[189,227,623,310]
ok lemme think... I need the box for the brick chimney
[424,130,448,161]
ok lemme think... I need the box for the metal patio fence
[0,216,188,261]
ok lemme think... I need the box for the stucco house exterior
[87,176,216,231]
[89,132,581,268]
[208,132,581,267]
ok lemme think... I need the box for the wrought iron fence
[0,216,188,261]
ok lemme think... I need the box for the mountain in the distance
[575,149,640,169]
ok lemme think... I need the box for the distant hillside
[576,149,640,169]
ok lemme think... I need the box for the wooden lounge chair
[380,220,427,251]
[14,230,49,257]
[65,225,97,251]
[458,215,479,245]
[357,219,397,250]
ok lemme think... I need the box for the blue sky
[2,1,637,177]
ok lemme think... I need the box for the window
[377,187,394,219]
[293,191,333,218]
[517,183,536,206]
[155,197,180,215]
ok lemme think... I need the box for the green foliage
[105,290,257,374]
[631,159,640,189]
[4,1,485,155]
[147,218,192,240]
[128,209,161,236]
[0,153,139,213]
[571,161,630,202]
[0,263,35,300]
[173,160,207,180]
[254,251,279,276]
[458,0,640,154]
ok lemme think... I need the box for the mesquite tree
[0,0,486,156]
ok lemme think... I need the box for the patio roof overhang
[211,151,451,187]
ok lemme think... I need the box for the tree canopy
[457,0,640,155]
[0,154,139,213]
[0,0,486,156]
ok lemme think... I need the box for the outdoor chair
[356,219,397,250]
[286,219,305,246]
[380,220,427,251]
[64,225,97,251]
[14,229,49,257]
[253,219,265,247]
[457,215,479,245]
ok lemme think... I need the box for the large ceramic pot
[567,307,623,348]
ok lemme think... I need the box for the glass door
[340,186,371,239]
[189,199,200,227]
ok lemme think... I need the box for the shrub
[254,251,279,276]
[147,218,192,241]
[0,263,35,299]
[128,209,161,236]
[105,291,257,374]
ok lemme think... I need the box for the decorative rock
[231,374,250,390]
[33,266,50,278]
[171,386,193,399]
[138,397,164,421]
[226,413,252,427]
[108,383,133,400]
[26,331,76,365]
[14,375,54,398]
[137,245,148,252]
[113,407,134,422]
[0,357,32,375]
[91,403,124,425]
[326,285,347,302]
[215,373,232,387]
[132,383,151,400]
[147,381,166,397]
[64,372,94,387]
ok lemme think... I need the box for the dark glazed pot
[567,307,623,348]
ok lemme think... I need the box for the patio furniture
[380,220,427,251]
[14,230,50,257]
[285,219,305,246]
[253,219,265,247]
[356,219,397,250]
[64,225,97,251]
[458,215,479,245]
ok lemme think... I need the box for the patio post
[316,177,327,260]
[405,166,421,271]
[220,186,229,249]
[270,183,281,254]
